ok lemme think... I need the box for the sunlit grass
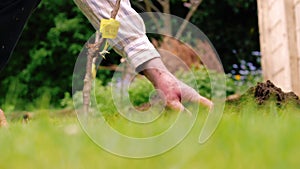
[0,99,299,169]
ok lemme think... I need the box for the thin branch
[157,0,171,35]
[83,32,104,114]
[111,0,121,19]
[131,1,147,12]
[144,0,161,30]
[147,0,161,12]
[157,0,165,6]
[83,0,121,114]
[175,0,202,39]
[157,0,170,13]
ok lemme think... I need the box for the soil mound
[251,80,300,105]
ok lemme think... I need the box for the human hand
[141,58,213,111]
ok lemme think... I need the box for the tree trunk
[82,0,121,114]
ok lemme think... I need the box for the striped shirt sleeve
[73,0,160,69]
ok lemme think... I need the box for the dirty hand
[141,58,213,111]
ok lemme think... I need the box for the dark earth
[251,80,300,106]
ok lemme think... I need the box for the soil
[251,80,300,106]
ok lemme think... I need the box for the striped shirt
[73,0,160,69]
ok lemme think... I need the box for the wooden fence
[257,0,300,95]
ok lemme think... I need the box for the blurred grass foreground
[0,79,300,169]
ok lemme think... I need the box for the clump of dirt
[251,80,300,106]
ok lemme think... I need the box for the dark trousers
[0,0,41,72]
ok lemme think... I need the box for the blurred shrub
[229,59,263,94]
[128,76,154,106]
[0,0,94,110]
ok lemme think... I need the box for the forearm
[141,57,213,109]
[74,0,160,69]
[140,58,173,86]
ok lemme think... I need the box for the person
[0,0,212,121]
[0,0,41,126]
[74,0,213,110]
[0,0,41,71]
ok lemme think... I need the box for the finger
[185,92,213,108]
[179,83,213,109]
[197,95,214,109]
[168,100,185,112]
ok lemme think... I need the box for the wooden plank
[268,0,284,28]
[285,0,300,94]
[257,0,271,80]
[258,0,300,93]
[271,44,286,67]
[268,0,277,8]
[269,21,284,53]
[267,0,292,91]
[294,0,300,95]
[272,68,292,91]
[295,1,300,54]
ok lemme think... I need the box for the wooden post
[257,0,270,80]
[257,0,300,95]
[285,0,300,95]
[293,0,300,95]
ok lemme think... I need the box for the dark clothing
[0,0,41,71]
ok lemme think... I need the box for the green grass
[0,99,300,169]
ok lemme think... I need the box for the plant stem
[82,0,121,114]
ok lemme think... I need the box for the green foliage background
[0,0,260,110]
[0,0,94,110]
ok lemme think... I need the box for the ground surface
[0,81,299,169]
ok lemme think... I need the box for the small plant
[60,92,73,108]
[128,76,154,106]
[229,59,263,94]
